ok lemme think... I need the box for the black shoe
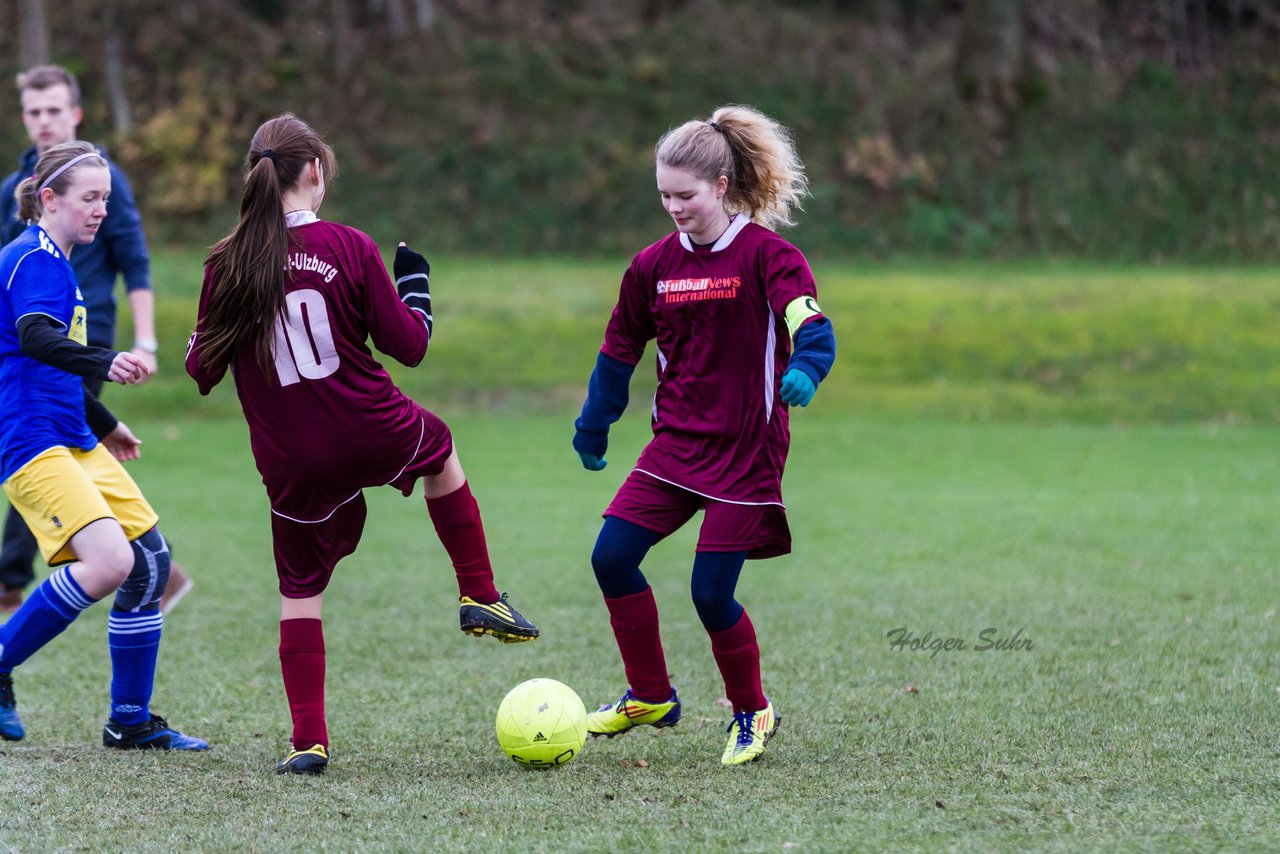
[459,593,540,643]
[102,714,209,750]
[0,672,24,741]
[276,743,329,775]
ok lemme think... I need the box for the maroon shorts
[271,409,453,598]
[272,495,367,598]
[385,407,454,498]
[605,471,791,559]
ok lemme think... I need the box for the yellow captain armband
[784,296,823,339]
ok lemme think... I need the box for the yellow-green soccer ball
[495,678,588,770]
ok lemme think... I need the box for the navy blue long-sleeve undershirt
[575,315,836,455]
[574,352,635,456]
[787,317,836,385]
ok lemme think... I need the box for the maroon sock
[279,618,327,751]
[708,610,767,713]
[425,481,500,603]
[604,588,671,703]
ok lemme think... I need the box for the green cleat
[721,701,779,766]
[459,593,539,643]
[276,743,329,775]
[587,689,681,738]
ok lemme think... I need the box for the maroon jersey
[186,217,431,522]
[601,215,821,505]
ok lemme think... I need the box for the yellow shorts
[2,445,159,566]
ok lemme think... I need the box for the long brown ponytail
[199,114,337,371]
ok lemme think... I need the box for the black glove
[394,243,432,336]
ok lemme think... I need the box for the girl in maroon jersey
[574,104,836,765]
[186,114,538,775]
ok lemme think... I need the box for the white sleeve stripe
[410,308,433,321]
[5,248,43,291]
[396,273,429,285]
[15,311,68,331]
[400,291,430,300]
[763,312,777,422]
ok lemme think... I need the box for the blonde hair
[655,104,809,231]
[15,140,106,223]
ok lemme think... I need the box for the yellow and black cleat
[459,593,539,643]
[276,743,329,775]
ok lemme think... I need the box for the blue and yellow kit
[0,224,95,481]
[0,224,156,564]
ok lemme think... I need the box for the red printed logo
[656,276,741,304]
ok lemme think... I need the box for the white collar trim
[678,214,750,253]
[285,210,319,228]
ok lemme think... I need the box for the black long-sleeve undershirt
[17,314,119,439]
[16,314,116,379]
[82,386,119,440]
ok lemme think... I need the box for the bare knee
[87,539,135,588]
[67,520,138,599]
[424,447,466,499]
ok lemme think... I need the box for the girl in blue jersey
[0,141,206,750]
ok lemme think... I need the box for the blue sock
[592,517,662,599]
[690,551,748,632]
[107,608,163,725]
[0,567,96,671]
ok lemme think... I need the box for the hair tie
[708,121,721,132]
[37,151,100,194]
[260,149,277,163]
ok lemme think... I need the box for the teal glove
[578,452,607,471]
[574,424,608,471]
[780,368,817,407]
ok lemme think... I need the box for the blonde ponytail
[656,104,809,231]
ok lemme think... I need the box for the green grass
[1,410,1277,851]
[143,251,1280,423]
[4,258,1277,848]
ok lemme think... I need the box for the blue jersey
[0,225,96,482]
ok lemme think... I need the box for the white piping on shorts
[633,468,785,509]
[270,415,428,524]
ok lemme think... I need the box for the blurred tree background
[0,0,1277,260]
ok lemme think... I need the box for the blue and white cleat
[0,671,24,741]
[102,714,209,750]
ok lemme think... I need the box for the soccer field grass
[140,252,1280,425]
[1,410,1276,851]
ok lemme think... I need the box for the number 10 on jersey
[273,288,340,386]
